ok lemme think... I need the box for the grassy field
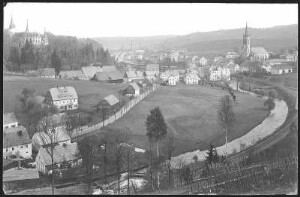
[107,85,268,155]
[3,76,128,113]
[267,73,298,91]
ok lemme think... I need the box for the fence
[174,155,298,194]
[71,84,160,138]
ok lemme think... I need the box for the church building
[242,22,269,61]
[8,16,49,48]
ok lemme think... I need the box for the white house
[3,126,32,159]
[270,64,293,75]
[185,73,200,85]
[199,57,208,66]
[209,67,230,81]
[124,82,140,97]
[261,64,272,73]
[45,86,78,111]
[3,113,18,129]
[168,75,179,86]
[226,52,239,59]
[225,62,240,74]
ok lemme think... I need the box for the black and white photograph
[2,2,298,195]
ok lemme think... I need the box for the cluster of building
[8,16,49,48]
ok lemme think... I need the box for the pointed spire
[25,19,29,32]
[244,21,249,37]
[9,14,16,30]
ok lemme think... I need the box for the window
[12,124,16,128]
[5,126,8,129]
[12,147,14,151]
[26,145,28,148]
[20,145,23,148]
[6,149,8,152]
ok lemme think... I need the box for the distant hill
[93,35,176,50]
[163,24,298,55]
[93,24,298,55]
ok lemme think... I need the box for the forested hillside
[3,30,114,73]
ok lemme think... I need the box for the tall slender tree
[218,95,235,158]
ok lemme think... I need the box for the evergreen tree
[51,48,62,75]
[146,107,168,157]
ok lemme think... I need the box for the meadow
[107,85,269,155]
[3,76,128,113]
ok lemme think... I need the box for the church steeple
[244,22,249,37]
[25,19,29,32]
[9,14,16,30]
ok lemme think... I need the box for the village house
[168,73,180,86]
[93,70,124,83]
[270,64,293,75]
[81,65,103,79]
[224,62,240,74]
[265,59,287,66]
[145,64,159,75]
[199,57,208,66]
[192,56,199,64]
[32,113,71,151]
[3,126,32,160]
[58,70,88,80]
[35,142,80,175]
[226,52,240,59]
[185,73,200,85]
[38,68,56,78]
[209,66,230,81]
[261,64,272,73]
[123,82,140,97]
[45,86,78,111]
[3,113,18,129]
[99,94,120,116]
[124,70,143,82]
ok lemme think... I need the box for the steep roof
[36,142,79,166]
[103,95,119,106]
[3,126,31,148]
[94,72,110,81]
[108,70,123,80]
[58,70,85,78]
[81,66,103,79]
[271,64,293,70]
[48,86,78,101]
[130,82,140,91]
[251,47,268,54]
[39,68,55,76]
[126,71,138,79]
[3,113,18,125]
[32,126,71,148]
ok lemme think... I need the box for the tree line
[4,31,115,73]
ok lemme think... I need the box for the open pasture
[3,76,128,113]
[108,85,269,155]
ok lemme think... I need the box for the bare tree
[110,129,127,194]
[37,112,61,195]
[162,134,176,185]
[78,135,100,194]
[218,95,235,158]
[123,132,136,195]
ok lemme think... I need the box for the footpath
[170,81,289,168]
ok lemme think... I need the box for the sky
[4,3,298,38]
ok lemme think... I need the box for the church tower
[25,19,29,33]
[242,22,251,57]
[8,14,16,35]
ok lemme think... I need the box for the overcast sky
[4,3,298,38]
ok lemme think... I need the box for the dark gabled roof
[36,143,79,166]
[108,70,123,80]
[3,113,18,125]
[3,126,31,148]
[103,95,119,106]
[3,167,39,182]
